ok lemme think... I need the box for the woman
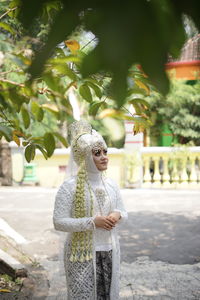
[53,120,127,300]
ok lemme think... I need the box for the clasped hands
[94,212,121,230]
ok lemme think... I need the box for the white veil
[66,128,107,179]
[65,147,78,179]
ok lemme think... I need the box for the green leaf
[132,117,152,135]
[31,101,40,114]
[22,141,29,146]
[127,87,147,97]
[0,125,12,141]
[25,144,36,162]
[44,132,55,157]
[9,90,25,111]
[31,102,44,121]
[131,103,142,115]
[86,81,102,98]
[0,94,10,109]
[79,84,93,103]
[52,63,77,81]
[21,107,30,129]
[35,144,48,160]
[43,72,64,93]
[37,107,44,122]
[53,132,68,147]
[48,55,80,65]
[0,22,16,35]
[89,101,103,116]
[29,137,43,143]
[42,105,59,118]
[128,98,150,109]
[134,79,150,96]
[21,85,34,97]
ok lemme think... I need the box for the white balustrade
[141,147,200,188]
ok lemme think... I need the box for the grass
[0,274,23,292]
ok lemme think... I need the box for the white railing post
[189,155,198,187]
[152,156,161,187]
[171,160,180,188]
[180,157,189,187]
[143,156,152,187]
[162,154,171,187]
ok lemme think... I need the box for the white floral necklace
[89,176,111,216]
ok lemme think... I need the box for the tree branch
[0,7,18,21]
[0,69,21,76]
[0,109,13,128]
[0,78,24,87]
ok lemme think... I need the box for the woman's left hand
[107,212,121,225]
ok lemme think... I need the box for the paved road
[0,187,200,299]
[120,189,200,265]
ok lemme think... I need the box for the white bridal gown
[53,169,128,300]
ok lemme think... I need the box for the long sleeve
[108,179,128,224]
[53,182,94,233]
[114,186,128,221]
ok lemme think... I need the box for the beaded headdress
[68,120,107,164]
[68,120,107,262]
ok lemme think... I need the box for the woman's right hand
[94,216,115,230]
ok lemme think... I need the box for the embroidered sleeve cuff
[88,217,96,230]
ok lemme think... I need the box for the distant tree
[147,81,200,145]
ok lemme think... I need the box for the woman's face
[92,147,109,171]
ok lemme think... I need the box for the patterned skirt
[96,250,112,300]
[66,250,112,300]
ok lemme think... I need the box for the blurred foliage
[0,0,152,161]
[91,118,125,148]
[1,0,200,161]
[147,80,200,146]
[17,0,200,98]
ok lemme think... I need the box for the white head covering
[67,120,107,183]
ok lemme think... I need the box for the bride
[53,120,127,300]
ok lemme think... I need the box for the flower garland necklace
[69,161,94,263]
[89,175,112,216]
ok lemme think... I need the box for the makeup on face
[92,147,108,171]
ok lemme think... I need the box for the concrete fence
[10,143,200,189]
[142,147,200,189]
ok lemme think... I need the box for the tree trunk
[0,141,12,186]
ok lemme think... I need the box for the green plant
[15,277,22,285]
[1,0,200,161]
[147,80,200,145]
[0,5,151,162]
[17,0,200,98]
[0,274,12,283]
